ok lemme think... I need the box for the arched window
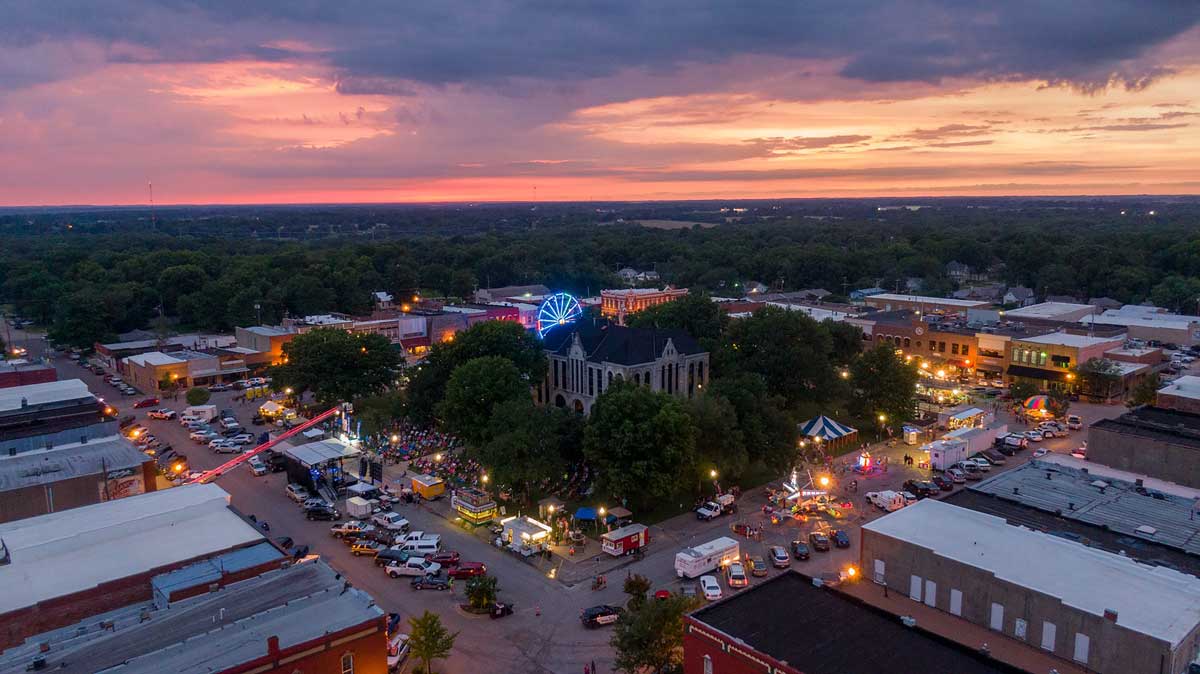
[903,337,911,348]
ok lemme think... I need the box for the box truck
[183,405,218,422]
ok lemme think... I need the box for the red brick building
[601,287,689,324]
[0,361,56,389]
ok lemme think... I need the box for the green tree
[407,320,547,424]
[1010,379,1039,403]
[407,610,458,674]
[479,399,576,503]
[464,575,498,610]
[1128,372,1161,408]
[825,319,864,365]
[269,329,398,406]
[626,293,727,351]
[718,306,835,405]
[687,394,747,482]
[437,356,528,445]
[1150,275,1200,314]
[849,344,919,426]
[353,391,407,435]
[611,594,703,674]
[707,373,796,472]
[583,382,697,511]
[623,574,653,611]
[1075,358,1123,401]
[185,387,211,406]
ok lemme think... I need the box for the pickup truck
[397,531,441,546]
[371,512,410,532]
[384,558,442,578]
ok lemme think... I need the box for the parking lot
[36,337,1134,674]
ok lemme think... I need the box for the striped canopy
[1023,395,1050,410]
[799,415,858,441]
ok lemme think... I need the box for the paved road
[30,334,1140,674]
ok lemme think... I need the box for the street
[16,324,1139,674]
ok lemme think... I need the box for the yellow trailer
[411,474,445,500]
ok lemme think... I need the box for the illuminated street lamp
[840,370,850,379]
[434,453,442,462]
[818,475,831,488]
[481,473,489,484]
[709,469,718,479]
[878,413,887,423]
[390,434,399,443]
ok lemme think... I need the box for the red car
[447,562,487,579]
[133,398,160,408]
[425,551,460,567]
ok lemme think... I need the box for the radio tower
[148,180,156,227]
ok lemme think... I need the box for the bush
[185,387,211,406]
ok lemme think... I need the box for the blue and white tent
[799,415,857,441]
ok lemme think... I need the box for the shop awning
[1007,365,1070,382]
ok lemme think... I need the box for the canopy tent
[605,506,633,524]
[799,415,858,441]
[574,507,598,521]
[259,400,283,415]
[1023,395,1050,410]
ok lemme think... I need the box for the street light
[390,434,399,443]
[547,504,556,514]
[481,474,489,484]
[599,507,606,518]
[818,476,830,488]
[709,469,718,479]
[434,453,442,462]
[878,414,887,423]
[840,370,850,380]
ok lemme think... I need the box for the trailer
[183,405,218,422]
[924,439,967,472]
[944,424,1007,454]
[347,496,374,519]
[411,474,445,500]
[601,523,650,557]
[674,536,740,579]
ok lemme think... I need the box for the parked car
[1066,414,1083,430]
[211,441,240,453]
[581,605,623,628]
[410,576,451,591]
[1024,430,1045,442]
[768,546,790,568]
[1033,448,1049,458]
[903,480,936,498]
[147,408,176,420]
[384,558,441,578]
[331,521,371,539]
[351,540,384,556]
[374,547,410,567]
[725,562,749,587]
[371,512,410,532]
[247,456,268,476]
[426,551,460,567]
[695,501,723,520]
[286,483,311,502]
[448,562,488,579]
[791,540,811,560]
[832,530,851,548]
[133,397,160,408]
[302,497,333,511]
[745,555,768,577]
[305,506,340,521]
[945,468,967,483]
[981,449,1006,464]
[930,475,954,491]
[699,575,722,600]
[808,531,831,552]
[229,433,255,445]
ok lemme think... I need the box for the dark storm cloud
[1,1,1197,93]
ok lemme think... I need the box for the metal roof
[0,435,149,492]
[0,379,93,414]
[280,438,361,467]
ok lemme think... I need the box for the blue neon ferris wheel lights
[537,292,582,338]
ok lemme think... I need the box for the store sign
[100,474,144,501]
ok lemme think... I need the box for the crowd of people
[377,421,463,464]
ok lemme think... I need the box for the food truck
[601,523,650,556]
[411,474,445,500]
[674,536,740,578]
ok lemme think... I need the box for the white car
[699,575,722,601]
[179,415,201,425]
[1023,430,1044,442]
[247,456,268,476]
[229,433,255,445]
[221,417,241,430]
[725,562,748,588]
[1033,448,1049,458]
[190,430,218,442]
[945,468,967,483]
[213,444,241,454]
[286,483,311,502]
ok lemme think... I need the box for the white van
[398,539,440,556]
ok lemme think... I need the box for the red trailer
[601,523,650,556]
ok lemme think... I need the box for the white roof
[1017,331,1123,348]
[602,523,648,541]
[1107,360,1150,376]
[1004,302,1094,319]
[863,499,1200,646]
[1083,310,1198,329]
[124,351,184,367]
[1159,375,1200,401]
[0,484,264,614]
[0,378,92,413]
[864,293,988,308]
[766,302,853,322]
[280,438,361,467]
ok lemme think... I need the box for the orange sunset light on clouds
[1,3,1198,205]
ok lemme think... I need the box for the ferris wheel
[537,292,583,338]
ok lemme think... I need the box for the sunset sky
[2,2,1199,205]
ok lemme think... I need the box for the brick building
[1157,375,1200,415]
[861,293,989,316]
[1087,405,1200,489]
[538,322,708,415]
[0,361,55,389]
[0,483,276,650]
[683,571,1018,674]
[0,379,115,457]
[600,286,688,324]
[867,311,979,379]
[1006,331,1126,394]
[0,435,156,523]
[860,499,1200,674]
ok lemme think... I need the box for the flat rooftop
[967,456,1200,557]
[864,293,989,308]
[124,351,184,367]
[1091,405,1200,450]
[0,483,266,614]
[1084,310,1197,329]
[0,435,149,493]
[1159,375,1200,401]
[1003,302,1093,319]
[0,379,93,415]
[1015,331,1123,348]
[0,560,382,674]
[863,499,1200,646]
[689,571,1015,674]
[242,325,292,337]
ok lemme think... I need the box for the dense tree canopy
[269,329,399,405]
[437,356,529,445]
[848,344,920,424]
[717,306,836,405]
